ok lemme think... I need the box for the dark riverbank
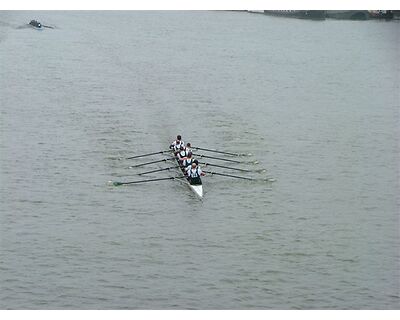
[248,10,398,21]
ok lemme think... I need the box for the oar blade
[255,169,267,173]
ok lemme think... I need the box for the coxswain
[169,135,185,154]
[185,160,205,185]
[182,151,194,168]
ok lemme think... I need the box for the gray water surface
[0,11,399,309]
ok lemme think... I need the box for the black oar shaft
[204,171,253,180]
[129,158,168,168]
[126,150,167,160]
[193,153,242,164]
[139,166,179,175]
[200,162,251,172]
[193,147,241,156]
[114,177,174,185]
[114,176,186,186]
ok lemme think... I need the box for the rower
[176,145,187,165]
[185,142,193,154]
[169,135,185,154]
[182,151,194,168]
[185,160,205,185]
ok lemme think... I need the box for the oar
[200,162,264,173]
[128,158,171,168]
[126,150,169,160]
[193,153,258,164]
[204,171,253,180]
[112,176,184,186]
[138,166,180,176]
[193,147,251,156]
[204,171,275,182]
[42,25,54,29]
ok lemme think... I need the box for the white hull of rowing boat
[188,183,203,198]
[172,154,203,198]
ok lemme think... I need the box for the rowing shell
[174,156,203,198]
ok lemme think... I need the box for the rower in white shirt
[176,145,187,165]
[179,142,192,158]
[182,151,194,168]
[185,160,205,185]
[177,143,192,165]
[185,142,193,154]
[169,135,185,154]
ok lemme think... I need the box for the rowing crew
[170,135,205,185]
[170,135,192,156]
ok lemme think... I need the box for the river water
[0,11,399,309]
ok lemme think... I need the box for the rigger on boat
[110,135,275,198]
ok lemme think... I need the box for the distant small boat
[29,20,43,30]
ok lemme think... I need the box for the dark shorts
[189,177,202,185]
